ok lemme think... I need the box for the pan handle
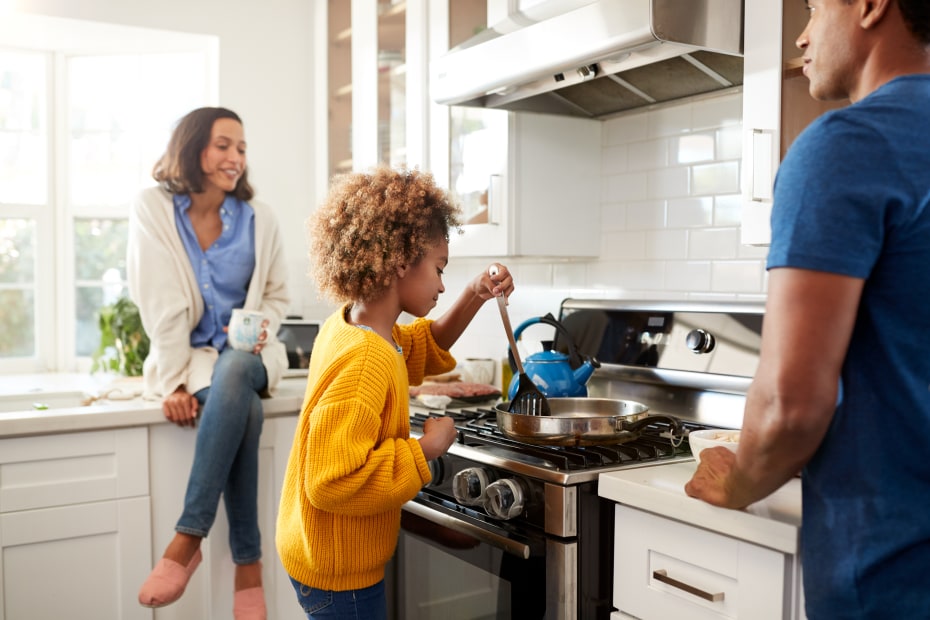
[617,414,683,440]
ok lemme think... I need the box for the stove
[395,299,765,620]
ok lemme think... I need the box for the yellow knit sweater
[276,305,456,591]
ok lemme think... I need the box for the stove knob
[686,328,716,354]
[425,458,444,488]
[453,468,495,506]
[484,479,526,520]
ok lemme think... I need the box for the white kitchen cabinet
[0,427,152,620]
[428,2,602,258]
[612,504,805,620]
[147,415,303,620]
[740,1,846,246]
[320,0,431,181]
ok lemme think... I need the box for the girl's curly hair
[309,166,462,303]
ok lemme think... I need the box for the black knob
[686,329,716,354]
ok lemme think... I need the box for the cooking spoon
[488,266,551,416]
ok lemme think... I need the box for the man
[684,0,930,617]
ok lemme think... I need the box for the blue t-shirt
[768,75,930,618]
[174,194,256,350]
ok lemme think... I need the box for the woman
[128,106,289,620]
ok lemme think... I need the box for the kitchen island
[0,374,308,620]
[599,463,805,620]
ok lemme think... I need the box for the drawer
[0,427,148,512]
[614,504,789,620]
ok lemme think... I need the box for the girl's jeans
[175,348,267,564]
[289,577,387,620]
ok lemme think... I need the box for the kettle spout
[573,357,600,387]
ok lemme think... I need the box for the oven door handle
[402,500,531,559]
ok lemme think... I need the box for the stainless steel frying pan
[495,397,682,447]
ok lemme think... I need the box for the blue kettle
[506,313,600,400]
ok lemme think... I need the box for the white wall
[438,90,771,370]
[11,0,318,317]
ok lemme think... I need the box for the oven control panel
[426,454,549,529]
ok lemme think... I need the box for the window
[0,14,217,373]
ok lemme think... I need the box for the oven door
[395,494,575,620]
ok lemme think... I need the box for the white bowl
[688,429,740,465]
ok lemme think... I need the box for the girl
[276,166,514,619]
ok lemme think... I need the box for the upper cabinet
[740,0,847,246]
[428,1,602,258]
[320,0,602,258]
[326,0,414,179]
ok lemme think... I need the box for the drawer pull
[652,569,725,602]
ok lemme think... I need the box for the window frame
[0,14,218,375]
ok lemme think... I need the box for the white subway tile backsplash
[716,124,743,160]
[647,166,690,199]
[625,199,666,230]
[689,228,739,259]
[666,260,712,291]
[600,202,627,231]
[713,194,743,226]
[602,145,629,174]
[603,230,646,260]
[712,260,765,293]
[628,139,669,170]
[648,101,693,137]
[605,111,649,145]
[604,171,648,202]
[646,229,688,260]
[693,92,742,129]
[412,91,770,362]
[692,161,740,196]
[668,196,713,228]
[674,133,715,164]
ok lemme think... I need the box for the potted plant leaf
[91,296,150,376]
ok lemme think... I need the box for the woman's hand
[252,319,270,355]
[162,386,199,428]
[223,318,270,355]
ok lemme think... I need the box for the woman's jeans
[289,577,387,620]
[175,348,267,564]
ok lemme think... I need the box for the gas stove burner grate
[410,407,709,472]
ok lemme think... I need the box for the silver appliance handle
[402,500,531,560]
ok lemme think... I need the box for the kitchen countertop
[599,462,802,554]
[0,373,307,439]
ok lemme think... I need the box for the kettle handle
[508,313,598,372]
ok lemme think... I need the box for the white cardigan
[127,186,289,400]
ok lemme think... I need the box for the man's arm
[685,267,863,508]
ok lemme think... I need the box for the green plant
[91,296,150,376]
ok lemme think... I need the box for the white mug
[462,358,496,386]
[227,309,267,351]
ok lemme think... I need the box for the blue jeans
[289,577,387,620]
[175,348,267,564]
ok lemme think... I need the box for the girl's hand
[482,263,515,301]
[418,416,457,460]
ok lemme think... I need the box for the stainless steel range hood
[431,0,744,119]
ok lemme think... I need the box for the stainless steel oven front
[390,411,683,620]
[395,469,611,620]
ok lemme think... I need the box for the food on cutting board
[410,382,501,401]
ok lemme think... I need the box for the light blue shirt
[174,194,256,350]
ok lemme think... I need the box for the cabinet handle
[750,128,775,202]
[652,569,725,603]
[487,174,501,225]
